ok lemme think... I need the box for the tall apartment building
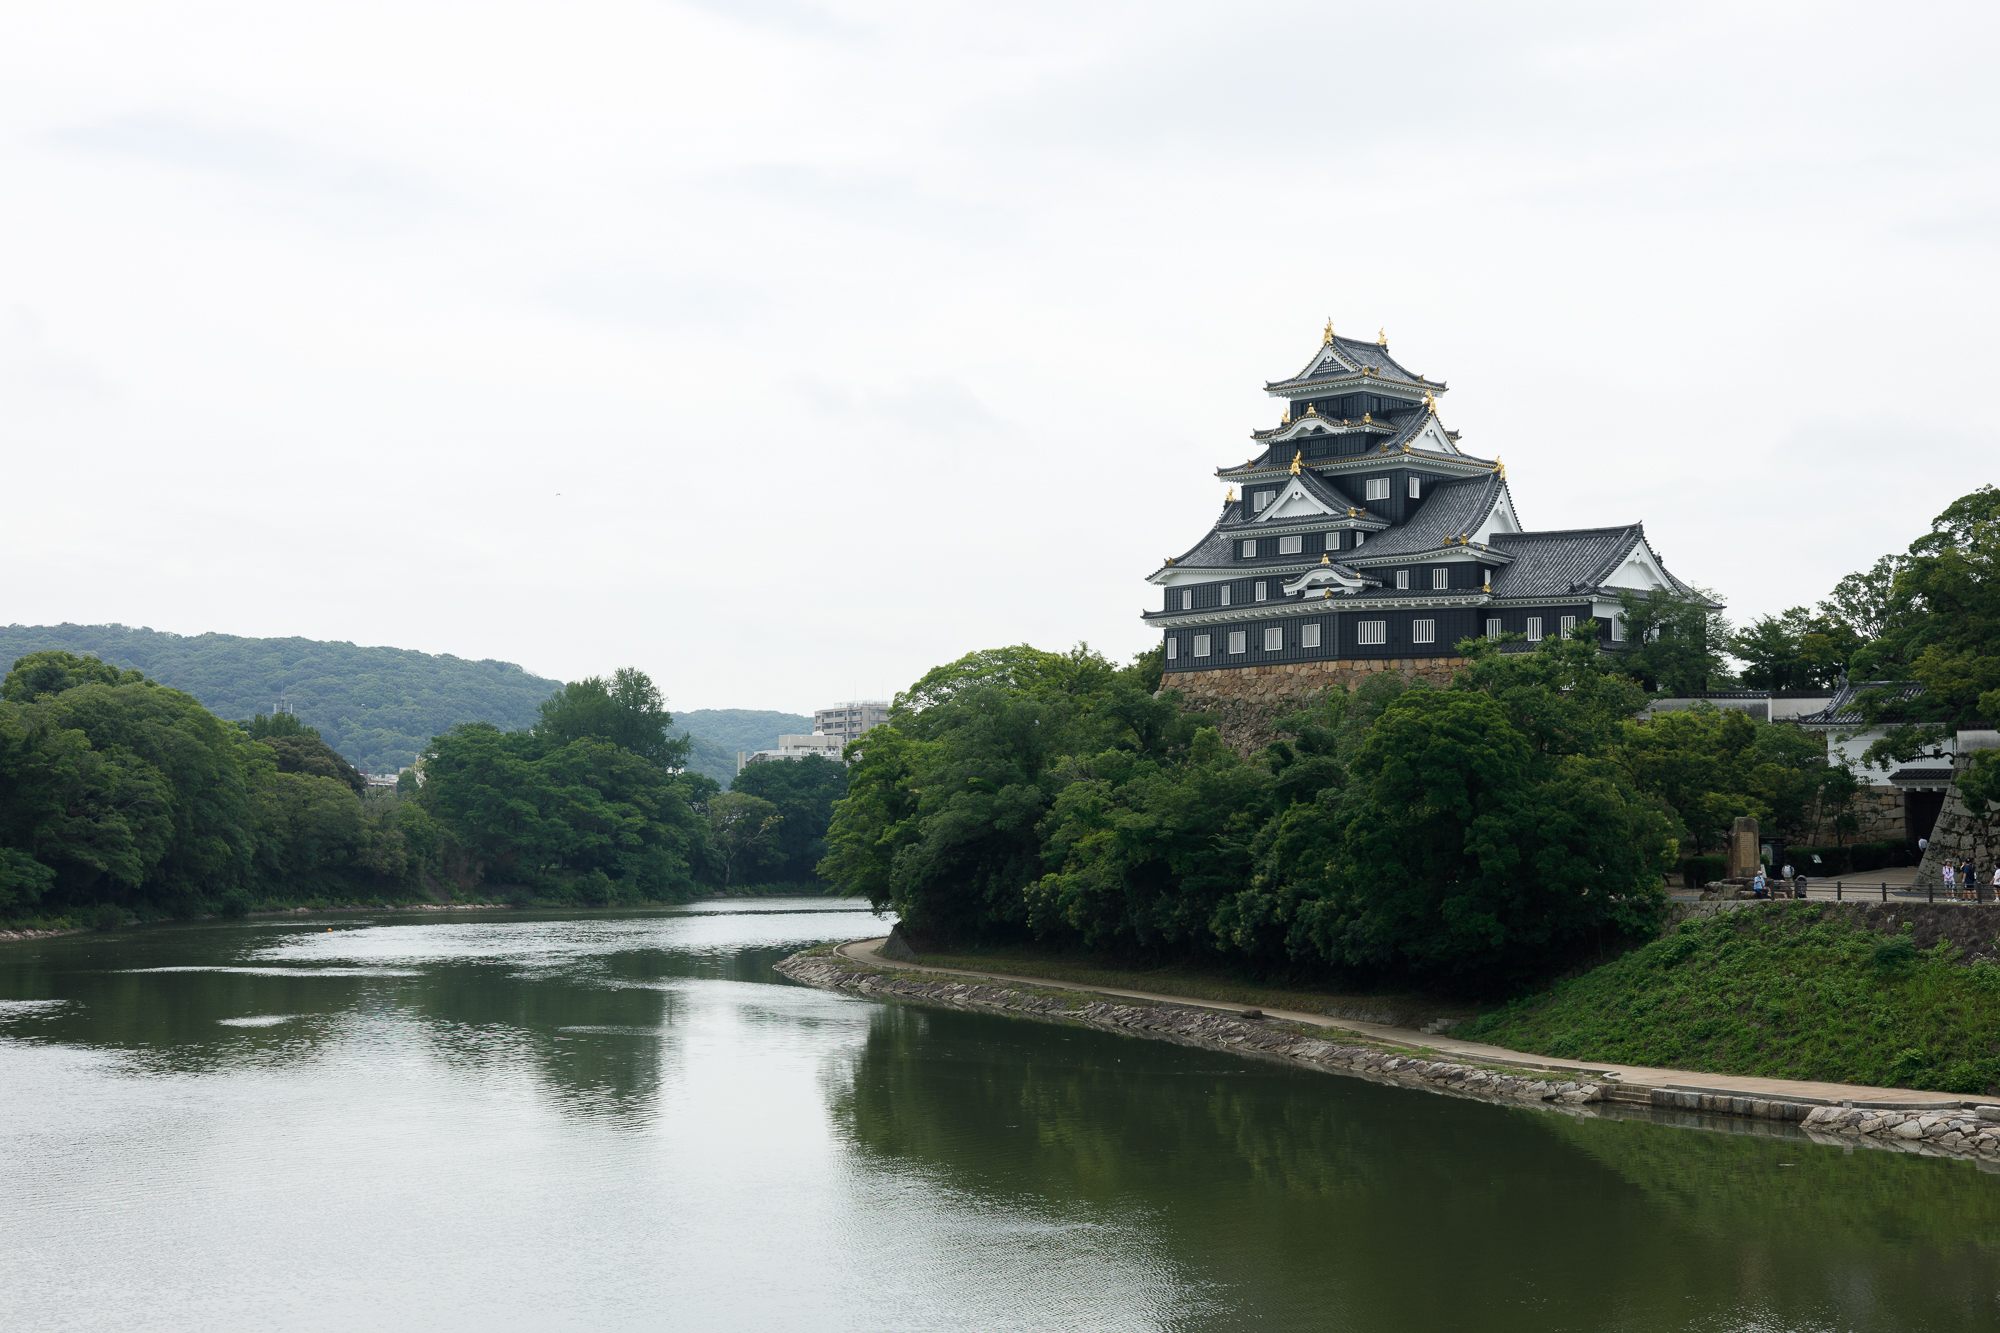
[814,700,889,746]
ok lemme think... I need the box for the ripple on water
[216,1015,301,1028]
[119,966,426,977]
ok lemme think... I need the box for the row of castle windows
[1164,615,1583,659]
[1250,476,1419,515]
[1178,563,1488,609]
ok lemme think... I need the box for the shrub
[218,888,254,919]
[92,903,122,932]
[1872,934,1918,972]
[1681,855,1726,888]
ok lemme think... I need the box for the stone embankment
[777,947,2000,1163]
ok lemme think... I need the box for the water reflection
[832,1001,2000,1331]
[3,903,1998,1333]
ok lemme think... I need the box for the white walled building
[813,700,889,746]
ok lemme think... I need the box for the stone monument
[1727,816,1761,881]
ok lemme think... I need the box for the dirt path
[833,937,1967,1110]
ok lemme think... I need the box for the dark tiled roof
[1354,473,1509,557]
[1794,680,1923,727]
[1482,525,1642,599]
[1267,336,1423,390]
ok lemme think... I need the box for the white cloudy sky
[3,1,1995,714]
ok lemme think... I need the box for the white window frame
[1254,490,1274,512]
[1412,619,1435,644]
[1396,570,1409,590]
[1526,617,1543,642]
[1228,631,1247,655]
[1610,615,1625,643]
[1241,539,1257,558]
[1220,586,1231,606]
[1263,627,1282,652]
[1486,619,1502,639]
[1431,568,1448,590]
[1301,623,1321,649]
[1408,477,1421,499]
[1193,634,1211,658]
[1560,615,1577,635]
[1166,636,1177,660]
[1354,531,1366,546]
[1255,581,1267,602]
[1181,589,1192,611]
[1325,532,1340,552]
[1358,620,1386,646]
[1365,478,1389,501]
[1277,535,1302,555]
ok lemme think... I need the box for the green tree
[532,667,692,771]
[705,790,783,887]
[728,755,849,883]
[1614,588,1732,694]
[2,651,151,701]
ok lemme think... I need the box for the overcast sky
[4,1,1995,715]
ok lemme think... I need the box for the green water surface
[1,900,1995,1331]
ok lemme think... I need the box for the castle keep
[1146,323,1698,717]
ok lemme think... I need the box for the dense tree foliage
[0,624,560,774]
[0,655,749,922]
[729,754,849,883]
[826,635,1694,994]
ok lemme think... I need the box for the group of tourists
[1917,838,1999,899]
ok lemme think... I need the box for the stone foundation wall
[1917,776,2000,886]
[1160,657,1466,754]
[1798,789,1910,845]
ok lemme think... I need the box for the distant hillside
[0,623,561,774]
[678,709,813,754]
[674,709,816,791]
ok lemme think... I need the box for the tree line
[0,654,846,925]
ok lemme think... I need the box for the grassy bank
[899,942,1471,1030]
[1459,901,2000,1094]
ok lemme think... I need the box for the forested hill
[674,709,816,789]
[0,624,560,774]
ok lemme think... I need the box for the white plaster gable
[1468,489,1521,545]
[1254,475,1340,523]
[1410,417,1460,456]
[1281,565,1368,598]
[1603,538,1671,591]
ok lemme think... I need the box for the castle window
[1241,540,1257,558]
[1358,621,1386,645]
[1301,623,1322,649]
[1526,617,1543,642]
[1263,627,1281,651]
[1181,590,1192,611]
[1486,619,1502,639]
[1560,615,1577,635]
[1412,619,1435,644]
[1278,535,1302,555]
[1396,570,1409,590]
[1220,586,1231,606]
[1325,532,1340,552]
[1432,568,1448,590]
[1408,477,1421,499]
[1255,582,1267,602]
[1194,635,1211,658]
[1610,616,1624,643]
[1228,631,1247,655]
[1354,531,1366,546]
[1166,636,1177,660]
[1365,478,1389,501]
[1254,490,1275,512]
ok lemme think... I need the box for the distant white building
[814,700,889,746]
[738,734,845,773]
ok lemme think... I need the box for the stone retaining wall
[1161,657,1464,753]
[777,946,2000,1163]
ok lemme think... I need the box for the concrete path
[832,938,1961,1109]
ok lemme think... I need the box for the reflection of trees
[831,1002,2000,1331]
[1532,1112,2000,1312]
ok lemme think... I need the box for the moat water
[1,899,1996,1331]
